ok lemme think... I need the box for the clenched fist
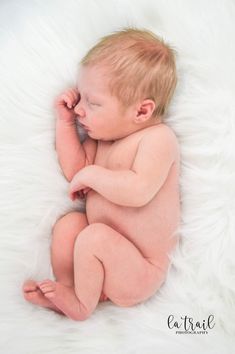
[54,88,80,124]
[69,168,92,201]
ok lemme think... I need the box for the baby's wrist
[79,165,96,187]
[57,115,76,126]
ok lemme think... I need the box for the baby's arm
[55,88,96,182]
[72,127,177,206]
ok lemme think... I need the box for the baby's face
[75,66,136,141]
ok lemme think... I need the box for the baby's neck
[109,120,163,143]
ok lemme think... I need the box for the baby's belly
[85,189,180,268]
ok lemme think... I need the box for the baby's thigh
[78,223,161,306]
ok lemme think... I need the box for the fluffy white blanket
[0,0,234,353]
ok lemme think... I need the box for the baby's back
[86,124,180,270]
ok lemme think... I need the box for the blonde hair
[80,27,177,119]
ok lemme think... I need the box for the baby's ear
[134,99,155,123]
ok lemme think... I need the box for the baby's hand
[54,88,80,124]
[71,187,91,201]
[69,171,91,201]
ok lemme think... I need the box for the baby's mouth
[82,124,90,132]
[77,120,89,130]
[82,124,89,130]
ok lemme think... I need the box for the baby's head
[75,28,177,141]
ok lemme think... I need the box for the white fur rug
[1,0,234,353]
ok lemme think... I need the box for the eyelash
[78,93,99,107]
[87,100,98,107]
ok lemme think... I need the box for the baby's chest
[95,138,140,170]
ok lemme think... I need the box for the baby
[23,28,180,321]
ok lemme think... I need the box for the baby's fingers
[55,94,71,109]
[83,187,91,194]
[69,189,77,201]
[67,88,80,108]
[60,94,74,109]
[69,189,84,201]
[69,88,80,102]
[55,87,80,109]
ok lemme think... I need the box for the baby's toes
[37,279,55,294]
[23,280,38,293]
[37,279,53,287]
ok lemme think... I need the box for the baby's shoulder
[139,123,180,161]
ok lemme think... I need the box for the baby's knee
[53,211,85,233]
[75,223,118,251]
[52,211,86,239]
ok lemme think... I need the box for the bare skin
[23,280,64,314]
[23,124,180,319]
[23,279,108,312]
[23,65,180,320]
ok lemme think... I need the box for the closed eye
[79,92,101,107]
[88,100,100,107]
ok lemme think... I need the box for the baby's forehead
[77,66,111,93]
[78,64,110,81]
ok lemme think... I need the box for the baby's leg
[51,211,88,286]
[51,211,108,301]
[38,223,162,321]
[23,211,88,312]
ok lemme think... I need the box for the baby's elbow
[63,171,73,183]
[133,194,152,207]
[64,166,84,183]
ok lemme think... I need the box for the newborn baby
[23,28,180,321]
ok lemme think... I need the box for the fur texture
[0,0,234,353]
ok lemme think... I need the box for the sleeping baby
[23,27,181,321]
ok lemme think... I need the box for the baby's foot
[23,280,64,315]
[37,279,88,321]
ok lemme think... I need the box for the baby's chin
[88,128,128,142]
[87,130,112,142]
